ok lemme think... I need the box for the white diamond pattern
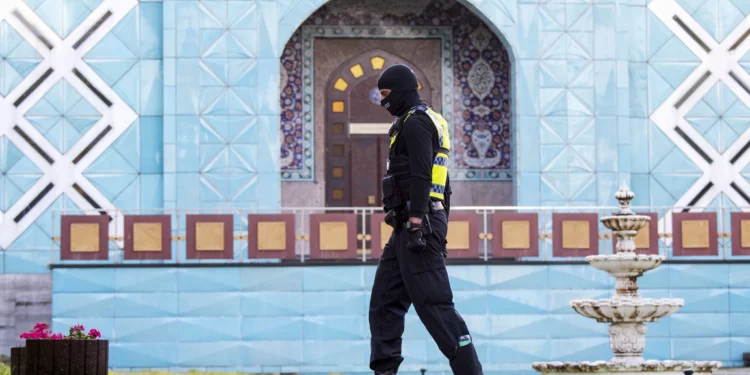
[649,0,750,238]
[0,0,138,249]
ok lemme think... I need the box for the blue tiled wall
[1,0,747,272]
[52,263,750,373]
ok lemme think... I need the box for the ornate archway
[324,50,434,207]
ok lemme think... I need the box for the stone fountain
[532,185,722,375]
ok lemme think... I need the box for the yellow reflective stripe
[427,108,451,150]
[430,152,449,199]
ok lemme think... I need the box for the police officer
[368,64,483,375]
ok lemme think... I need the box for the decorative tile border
[123,215,172,260]
[445,213,480,259]
[309,213,358,260]
[492,213,539,258]
[731,212,750,256]
[552,213,599,258]
[60,215,109,261]
[185,214,234,260]
[671,212,718,257]
[247,214,297,260]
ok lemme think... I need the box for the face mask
[381,90,419,117]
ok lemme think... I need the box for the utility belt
[384,199,444,232]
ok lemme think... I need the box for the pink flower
[72,324,84,332]
[33,323,48,332]
[50,333,63,340]
[87,329,101,339]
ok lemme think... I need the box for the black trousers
[368,209,483,375]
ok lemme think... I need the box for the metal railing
[47,204,750,266]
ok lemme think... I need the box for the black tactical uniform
[369,64,483,375]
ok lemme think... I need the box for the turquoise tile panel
[52,269,114,293]
[669,264,730,288]
[303,291,366,315]
[178,292,241,316]
[638,264,669,289]
[547,265,612,289]
[302,340,369,366]
[243,341,303,366]
[547,314,608,338]
[4,251,52,274]
[489,315,549,339]
[303,316,366,340]
[548,290,610,314]
[669,313,730,337]
[670,289,730,313]
[672,338,732,361]
[111,343,179,368]
[488,265,547,289]
[463,314,491,340]
[731,338,750,361]
[486,339,549,362]
[453,291,488,314]
[447,265,488,289]
[730,289,750,312]
[242,291,304,316]
[53,293,114,317]
[114,317,178,342]
[644,338,671,360]
[730,313,750,336]
[241,267,303,291]
[115,268,178,293]
[488,290,548,314]
[646,317,671,337]
[242,317,303,340]
[302,267,364,291]
[549,337,611,361]
[729,264,750,287]
[114,293,178,317]
[178,317,242,341]
[177,268,241,292]
[178,342,245,367]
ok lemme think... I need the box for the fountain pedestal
[532,186,721,375]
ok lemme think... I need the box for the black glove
[407,228,426,252]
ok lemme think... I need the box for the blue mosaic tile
[111,343,179,368]
[303,291,366,316]
[672,337,731,361]
[52,269,114,293]
[178,317,242,342]
[178,292,241,316]
[669,313,730,337]
[242,316,303,341]
[114,317,178,342]
[114,293,178,317]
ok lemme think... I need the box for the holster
[381,174,403,213]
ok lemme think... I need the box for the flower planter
[10,347,25,375]
[10,340,108,375]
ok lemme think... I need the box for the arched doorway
[279,0,515,207]
[324,50,435,208]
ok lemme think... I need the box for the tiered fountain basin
[570,298,684,323]
[533,361,722,375]
[532,186,722,375]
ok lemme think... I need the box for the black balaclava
[377,64,421,117]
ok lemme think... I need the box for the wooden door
[324,49,437,208]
